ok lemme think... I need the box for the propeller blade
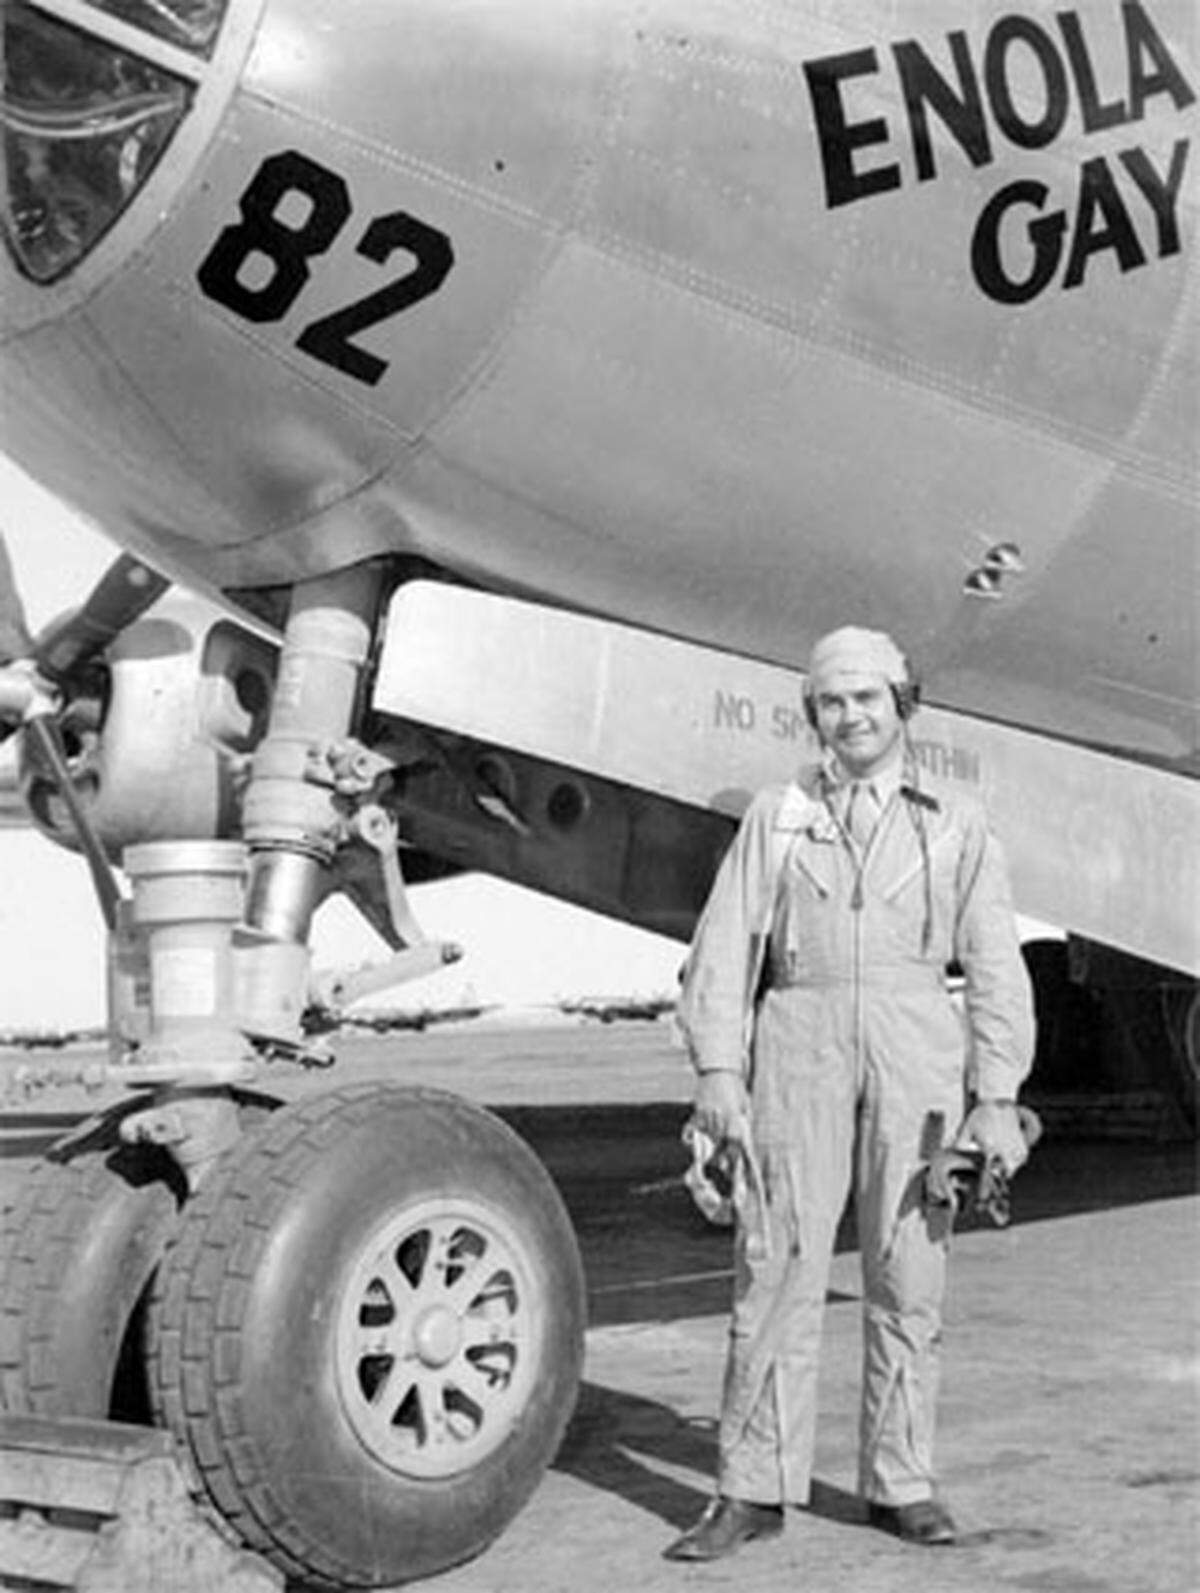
[35,552,169,682]
[0,531,35,663]
[23,714,123,932]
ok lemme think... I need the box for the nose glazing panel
[72,0,230,57]
[2,2,194,283]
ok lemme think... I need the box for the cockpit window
[77,1,230,59]
[2,3,193,283]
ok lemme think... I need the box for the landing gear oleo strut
[0,566,586,1591]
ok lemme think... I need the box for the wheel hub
[335,1196,538,1479]
[413,1305,461,1368]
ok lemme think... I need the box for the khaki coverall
[677,767,1034,1508]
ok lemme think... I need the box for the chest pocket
[880,824,960,904]
[769,834,849,980]
[784,844,832,903]
[877,823,964,961]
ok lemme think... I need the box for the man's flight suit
[677,764,1034,1509]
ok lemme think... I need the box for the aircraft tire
[0,1121,186,1421]
[148,1081,587,1591]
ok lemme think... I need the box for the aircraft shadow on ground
[3,1098,1194,1337]
[553,1379,864,1534]
[542,1103,1197,1533]
[496,1102,1198,1332]
[553,1381,715,1531]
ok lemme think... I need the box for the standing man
[666,625,1035,1561]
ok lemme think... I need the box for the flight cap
[807,625,909,689]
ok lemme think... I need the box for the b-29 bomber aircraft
[0,0,1196,1587]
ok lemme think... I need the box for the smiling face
[811,668,904,779]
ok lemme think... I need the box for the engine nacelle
[21,596,277,860]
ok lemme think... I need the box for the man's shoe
[867,1499,957,1545]
[663,1496,784,1561]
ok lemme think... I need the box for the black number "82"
[196,150,454,388]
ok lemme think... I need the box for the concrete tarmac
[2,1018,1197,1593]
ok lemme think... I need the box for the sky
[0,456,685,1030]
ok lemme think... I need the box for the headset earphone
[893,675,921,722]
[802,659,921,728]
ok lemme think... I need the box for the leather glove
[681,1123,735,1227]
[955,1099,1030,1176]
[691,1070,750,1148]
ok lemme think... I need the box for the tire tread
[149,1083,585,1589]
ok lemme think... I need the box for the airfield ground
[1,1017,1196,1593]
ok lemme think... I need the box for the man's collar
[820,752,904,802]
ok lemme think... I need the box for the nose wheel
[336,1200,538,1478]
[149,1082,585,1591]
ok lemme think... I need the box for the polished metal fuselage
[2,0,1196,773]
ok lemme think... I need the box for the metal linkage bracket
[310,803,462,1021]
[312,941,463,1014]
[350,803,428,947]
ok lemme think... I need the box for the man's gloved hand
[681,1123,735,1227]
[692,1069,750,1148]
[955,1099,1031,1176]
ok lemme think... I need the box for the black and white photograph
[1,2,1196,1590]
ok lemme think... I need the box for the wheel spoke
[441,1255,493,1314]
[378,1240,424,1304]
[461,1341,519,1396]
[455,1306,516,1357]
[335,1183,572,1480]
[348,1256,414,1362]
[412,1368,457,1448]
[357,1355,402,1415]
[430,1224,494,1310]
[350,1322,402,1361]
